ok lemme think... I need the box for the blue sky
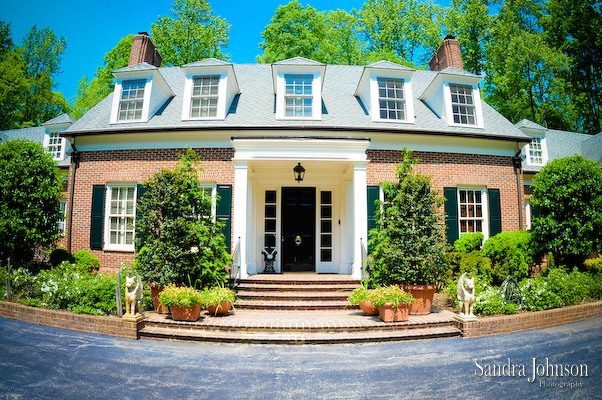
[1,0,450,104]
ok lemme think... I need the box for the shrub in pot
[368,149,448,315]
[347,286,378,315]
[159,285,204,321]
[371,285,416,322]
[202,286,237,315]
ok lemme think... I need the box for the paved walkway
[1,316,601,399]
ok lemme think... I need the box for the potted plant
[202,286,237,316]
[368,149,448,315]
[133,149,231,313]
[347,286,378,315]
[371,286,415,322]
[159,285,205,322]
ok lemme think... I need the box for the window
[320,191,333,262]
[118,80,146,121]
[264,190,277,248]
[46,131,63,160]
[458,189,484,235]
[190,76,219,118]
[58,199,67,234]
[450,84,476,125]
[377,78,405,120]
[528,137,543,165]
[284,75,313,118]
[105,185,137,250]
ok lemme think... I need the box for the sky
[0,0,450,104]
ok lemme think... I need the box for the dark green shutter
[444,187,459,245]
[367,186,379,248]
[488,188,502,237]
[217,184,232,253]
[531,204,539,219]
[90,185,105,250]
[136,184,146,222]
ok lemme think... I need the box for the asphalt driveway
[0,316,601,399]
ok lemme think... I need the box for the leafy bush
[201,286,237,307]
[584,256,602,273]
[447,251,493,281]
[73,250,100,273]
[453,232,484,253]
[368,149,448,286]
[347,286,377,305]
[159,285,204,308]
[49,249,75,267]
[370,285,415,308]
[480,231,535,285]
[531,155,602,266]
[474,286,520,315]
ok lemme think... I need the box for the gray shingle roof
[583,133,602,167]
[66,61,527,141]
[366,60,415,71]
[43,113,77,126]
[183,58,231,68]
[273,57,325,66]
[113,62,157,73]
[515,119,546,131]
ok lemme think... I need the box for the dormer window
[190,76,219,118]
[285,75,313,118]
[118,79,146,121]
[528,137,543,165]
[45,131,64,160]
[450,84,476,125]
[378,78,406,120]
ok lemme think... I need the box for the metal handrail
[229,237,241,289]
[360,238,371,281]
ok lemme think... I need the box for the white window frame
[443,82,484,128]
[275,71,322,121]
[200,183,217,220]
[182,72,229,120]
[457,187,489,239]
[43,130,65,160]
[370,75,414,123]
[110,78,151,124]
[525,135,548,167]
[58,199,67,235]
[104,184,137,252]
[525,199,532,231]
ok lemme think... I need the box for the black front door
[282,187,315,272]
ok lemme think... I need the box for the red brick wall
[367,149,524,233]
[67,148,234,274]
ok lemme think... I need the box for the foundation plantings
[368,149,448,315]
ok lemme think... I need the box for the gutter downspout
[66,138,79,253]
[514,146,524,231]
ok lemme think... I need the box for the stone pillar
[233,162,249,278]
[352,162,368,280]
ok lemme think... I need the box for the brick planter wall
[455,301,602,338]
[0,301,143,339]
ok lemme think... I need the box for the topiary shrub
[453,232,484,254]
[49,248,75,267]
[73,250,100,273]
[480,231,535,285]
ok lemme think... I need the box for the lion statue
[125,273,143,316]
[457,272,475,317]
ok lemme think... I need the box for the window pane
[321,220,332,233]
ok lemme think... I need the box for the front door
[281,187,315,272]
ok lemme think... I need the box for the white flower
[190,246,199,253]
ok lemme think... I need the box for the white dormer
[420,68,485,129]
[43,114,75,161]
[516,119,549,168]
[181,58,240,121]
[271,57,326,121]
[110,63,174,124]
[355,61,415,124]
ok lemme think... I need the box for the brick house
[61,33,533,278]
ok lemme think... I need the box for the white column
[352,162,368,279]
[233,162,249,278]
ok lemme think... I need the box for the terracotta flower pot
[206,301,232,316]
[404,284,436,315]
[359,300,379,315]
[149,283,170,314]
[170,304,202,322]
[378,303,409,322]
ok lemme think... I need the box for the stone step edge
[235,284,358,292]
[237,279,361,286]
[139,325,462,344]
[236,291,352,299]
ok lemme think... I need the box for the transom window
[450,84,476,125]
[529,137,543,165]
[378,78,405,120]
[46,131,63,160]
[284,75,313,118]
[191,76,219,118]
[118,80,146,121]
[459,189,483,235]
[108,186,136,247]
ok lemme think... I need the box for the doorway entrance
[281,187,315,272]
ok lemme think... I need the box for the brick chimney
[429,35,463,71]
[128,32,162,67]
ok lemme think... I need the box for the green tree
[151,0,230,66]
[541,0,602,134]
[0,139,62,264]
[71,35,132,119]
[134,149,231,287]
[357,0,444,67]
[531,155,602,267]
[324,9,367,65]
[368,149,448,286]
[0,21,30,130]
[19,25,70,127]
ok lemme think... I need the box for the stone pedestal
[455,313,477,322]
[122,313,145,323]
